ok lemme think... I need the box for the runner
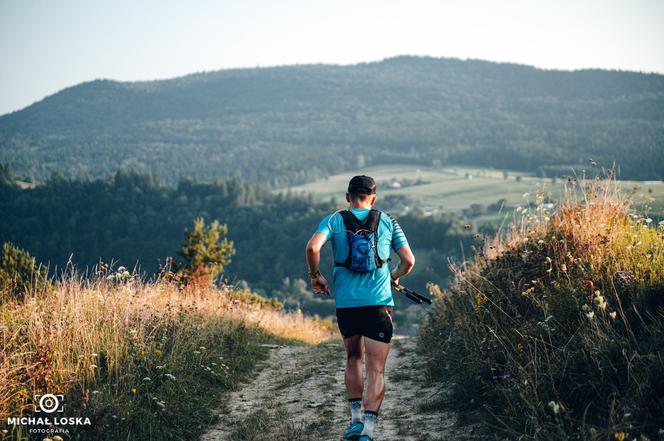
[305,175,415,441]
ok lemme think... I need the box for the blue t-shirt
[315,208,409,308]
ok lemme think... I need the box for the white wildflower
[164,373,176,380]
[547,401,560,414]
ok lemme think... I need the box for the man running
[305,175,415,441]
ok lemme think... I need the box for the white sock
[361,411,378,437]
[348,398,362,423]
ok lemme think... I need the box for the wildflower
[199,346,206,350]
[164,373,177,381]
[610,311,617,320]
[614,432,628,441]
[547,401,560,414]
[593,291,607,310]
[131,388,137,395]
[521,287,534,296]
[154,349,162,356]
[586,311,595,320]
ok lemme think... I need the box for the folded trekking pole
[391,283,432,305]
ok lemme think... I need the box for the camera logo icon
[34,394,64,413]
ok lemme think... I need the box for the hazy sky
[1,0,663,115]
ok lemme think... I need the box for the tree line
[1,168,475,318]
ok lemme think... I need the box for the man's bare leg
[343,335,364,399]
[363,337,390,411]
[360,337,390,438]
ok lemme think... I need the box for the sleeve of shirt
[389,215,409,252]
[315,213,333,240]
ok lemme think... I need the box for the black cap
[348,175,376,195]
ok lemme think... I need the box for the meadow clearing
[283,165,664,219]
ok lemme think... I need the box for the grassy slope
[417,180,664,440]
[0,274,334,440]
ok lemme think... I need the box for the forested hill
[1,55,663,184]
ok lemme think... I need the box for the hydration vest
[334,209,384,272]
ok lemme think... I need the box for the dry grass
[420,178,664,440]
[0,274,334,439]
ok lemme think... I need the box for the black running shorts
[336,305,394,343]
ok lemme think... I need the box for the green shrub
[419,181,664,440]
[178,218,236,288]
[0,242,50,303]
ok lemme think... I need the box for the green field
[283,165,664,219]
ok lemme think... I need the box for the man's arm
[305,232,331,295]
[390,244,415,286]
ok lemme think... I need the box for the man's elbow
[305,241,319,255]
[405,256,415,271]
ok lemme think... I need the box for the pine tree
[178,218,235,288]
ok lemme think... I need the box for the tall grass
[419,178,664,440]
[0,270,334,440]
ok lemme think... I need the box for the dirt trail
[201,337,464,441]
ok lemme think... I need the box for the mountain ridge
[1,55,663,184]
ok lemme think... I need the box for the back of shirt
[315,208,409,308]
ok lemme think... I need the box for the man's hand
[311,275,331,295]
